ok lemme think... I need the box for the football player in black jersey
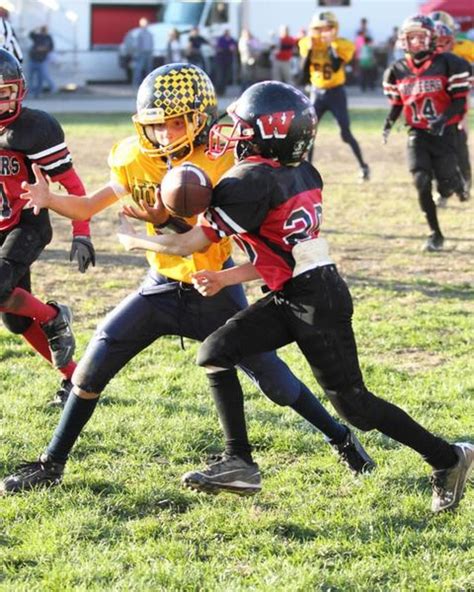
[0,65,374,498]
[0,49,95,406]
[114,81,473,513]
[382,15,470,252]
[432,19,472,206]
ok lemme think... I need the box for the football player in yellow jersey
[299,11,370,181]
[431,14,472,201]
[1,63,372,494]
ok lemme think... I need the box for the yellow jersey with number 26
[108,138,234,284]
[299,36,355,89]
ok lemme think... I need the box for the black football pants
[0,208,52,333]
[198,265,455,469]
[407,126,464,234]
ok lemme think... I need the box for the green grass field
[0,111,473,591]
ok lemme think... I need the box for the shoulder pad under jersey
[12,107,64,153]
[108,136,141,168]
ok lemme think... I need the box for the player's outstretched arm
[117,213,211,256]
[21,163,120,220]
[192,263,260,297]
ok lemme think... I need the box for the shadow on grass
[346,274,473,300]
[326,227,474,244]
[39,248,148,268]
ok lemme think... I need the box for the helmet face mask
[209,81,317,165]
[399,15,437,60]
[133,62,217,165]
[0,49,26,126]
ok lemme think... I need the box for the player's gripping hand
[121,188,169,227]
[428,115,447,136]
[70,235,96,273]
[192,270,225,297]
[20,163,51,215]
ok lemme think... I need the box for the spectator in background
[386,26,404,65]
[358,36,376,91]
[238,29,261,91]
[0,7,22,63]
[271,25,296,83]
[185,27,209,71]
[354,18,372,79]
[132,18,154,88]
[166,28,183,63]
[28,25,56,98]
[214,29,237,96]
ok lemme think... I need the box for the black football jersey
[0,107,73,231]
[200,156,324,291]
[383,52,470,130]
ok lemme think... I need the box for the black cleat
[0,454,64,494]
[431,442,474,513]
[41,301,75,368]
[359,164,370,182]
[182,454,261,496]
[331,429,376,475]
[422,232,444,252]
[48,378,73,408]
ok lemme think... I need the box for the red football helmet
[0,49,26,126]
[399,15,437,60]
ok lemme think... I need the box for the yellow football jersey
[299,36,355,89]
[108,139,234,283]
[453,38,474,63]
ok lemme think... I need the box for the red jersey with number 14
[199,157,323,291]
[383,52,470,130]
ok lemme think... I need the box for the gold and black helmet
[133,62,217,161]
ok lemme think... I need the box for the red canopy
[420,0,474,17]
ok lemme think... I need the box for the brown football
[160,163,213,218]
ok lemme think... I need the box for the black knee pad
[413,170,432,196]
[324,386,379,431]
[197,331,235,370]
[0,259,16,303]
[1,312,33,334]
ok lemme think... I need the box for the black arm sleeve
[439,97,466,122]
[328,46,343,71]
[384,104,403,129]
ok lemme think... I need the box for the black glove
[70,235,96,273]
[428,115,447,136]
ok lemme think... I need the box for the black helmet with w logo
[208,81,317,164]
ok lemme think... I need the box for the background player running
[0,49,95,405]
[115,80,473,513]
[430,11,473,205]
[299,11,370,182]
[1,64,373,495]
[382,15,470,252]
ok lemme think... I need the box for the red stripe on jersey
[35,147,70,165]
